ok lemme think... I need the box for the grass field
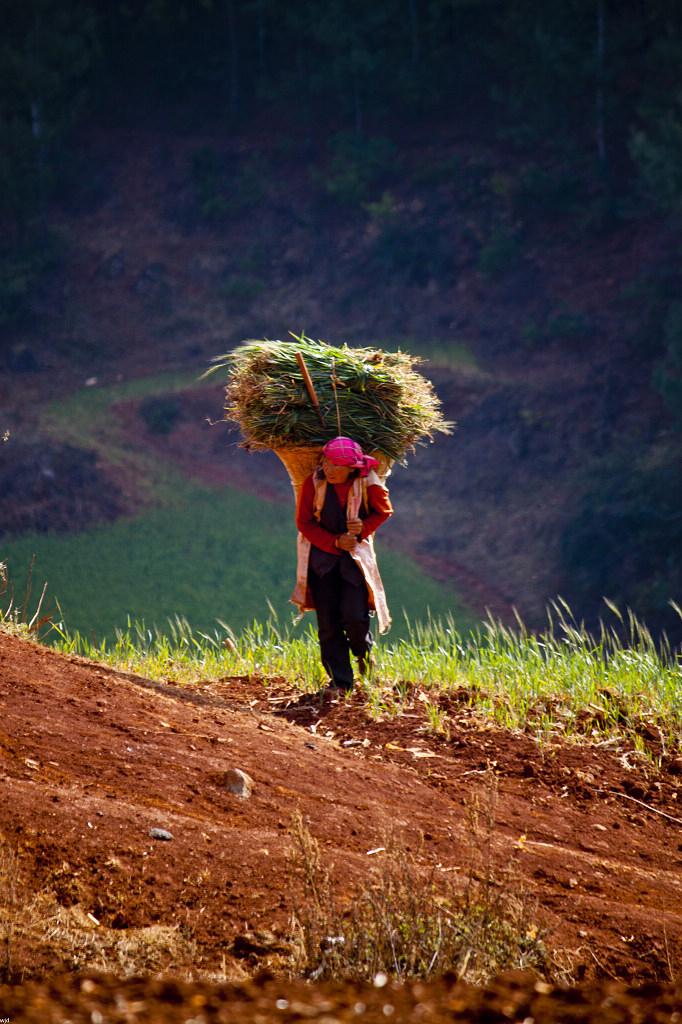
[0,480,478,646]
[0,363,480,646]
[21,595,681,753]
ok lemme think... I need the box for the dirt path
[1,631,681,1019]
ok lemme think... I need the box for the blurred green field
[1,481,478,645]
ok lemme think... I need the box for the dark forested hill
[2,0,682,639]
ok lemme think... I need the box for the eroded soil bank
[1,631,681,1019]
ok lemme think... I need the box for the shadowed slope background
[1,0,682,639]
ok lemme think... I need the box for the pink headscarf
[323,436,379,478]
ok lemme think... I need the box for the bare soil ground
[2,629,682,1020]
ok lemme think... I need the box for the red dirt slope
[1,630,682,1020]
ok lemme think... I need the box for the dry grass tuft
[0,558,56,640]
[0,834,19,982]
[0,834,195,979]
[24,893,196,975]
[287,786,563,986]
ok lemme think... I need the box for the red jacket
[295,475,393,553]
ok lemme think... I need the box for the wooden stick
[295,351,327,429]
[608,790,682,827]
[331,357,342,434]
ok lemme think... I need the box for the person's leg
[339,578,373,677]
[308,565,354,690]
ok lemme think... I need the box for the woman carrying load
[291,436,393,696]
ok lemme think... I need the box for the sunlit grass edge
[47,599,682,755]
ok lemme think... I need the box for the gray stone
[224,767,254,800]
[148,827,174,841]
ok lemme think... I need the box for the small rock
[623,780,646,800]
[231,929,286,957]
[579,839,608,853]
[225,767,254,800]
[148,827,174,841]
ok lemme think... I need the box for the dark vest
[309,482,365,585]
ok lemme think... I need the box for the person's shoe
[322,684,353,700]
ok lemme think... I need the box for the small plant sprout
[425,700,448,736]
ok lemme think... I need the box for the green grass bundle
[209,334,453,463]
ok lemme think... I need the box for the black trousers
[308,561,373,689]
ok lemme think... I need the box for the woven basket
[274,446,393,502]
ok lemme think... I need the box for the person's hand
[346,517,362,537]
[336,532,357,551]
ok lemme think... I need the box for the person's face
[322,456,352,484]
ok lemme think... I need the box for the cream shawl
[290,470,391,634]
